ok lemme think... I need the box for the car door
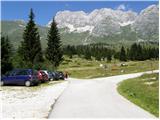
[15,70,28,85]
[4,70,17,84]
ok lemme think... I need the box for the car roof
[13,68,33,71]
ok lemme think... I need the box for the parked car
[52,72,59,80]
[37,70,48,83]
[41,70,54,81]
[41,70,50,81]
[55,71,65,80]
[1,69,39,87]
[48,71,54,81]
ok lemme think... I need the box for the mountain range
[1,4,159,49]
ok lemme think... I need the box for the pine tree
[155,48,159,59]
[45,17,63,69]
[120,46,127,61]
[129,43,138,60]
[65,45,73,58]
[84,46,91,60]
[126,48,130,60]
[136,44,143,60]
[19,8,43,68]
[1,36,13,74]
[107,51,112,62]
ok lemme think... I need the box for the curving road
[49,71,158,118]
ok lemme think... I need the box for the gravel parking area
[0,81,68,118]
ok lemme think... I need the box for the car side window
[5,71,11,76]
[8,71,17,76]
[16,70,28,75]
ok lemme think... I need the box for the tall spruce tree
[129,43,138,60]
[120,46,127,61]
[45,17,63,69]
[107,51,112,62]
[137,44,143,60]
[19,8,43,68]
[84,46,91,60]
[1,36,13,74]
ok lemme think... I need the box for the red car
[37,70,48,83]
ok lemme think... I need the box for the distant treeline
[63,43,159,61]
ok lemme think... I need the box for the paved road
[49,71,158,118]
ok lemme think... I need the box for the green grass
[58,56,159,79]
[117,73,159,117]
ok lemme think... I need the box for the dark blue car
[1,69,39,87]
[52,71,65,80]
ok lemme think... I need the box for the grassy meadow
[58,56,159,79]
[117,73,159,117]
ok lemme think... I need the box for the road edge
[46,80,70,118]
[116,71,159,118]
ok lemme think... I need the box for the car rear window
[41,71,46,76]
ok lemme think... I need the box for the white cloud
[117,4,126,11]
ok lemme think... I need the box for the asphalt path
[49,70,158,118]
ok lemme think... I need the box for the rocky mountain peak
[47,4,158,41]
[132,4,159,40]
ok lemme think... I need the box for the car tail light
[29,75,32,80]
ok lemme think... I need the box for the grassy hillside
[1,21,92,48]
[1,21,49,49]
[118,73,159,117]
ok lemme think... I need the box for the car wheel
[0,81,4,86]
[25,81,31,87]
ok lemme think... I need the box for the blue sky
[1,1,159,26]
